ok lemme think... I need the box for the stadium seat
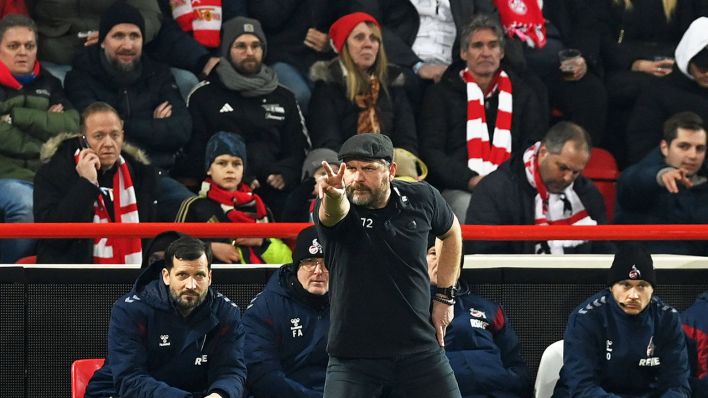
[534,340,564,398]
[15,255,37,264]
[582,148,619,222]
[71,358,104,398]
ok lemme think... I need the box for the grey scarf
[215,57,279,97]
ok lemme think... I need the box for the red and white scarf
[522,142,596,254]
[74,149,142,264]
[171,0,222,48]
[494,0,547,48]
[462,68,513,176]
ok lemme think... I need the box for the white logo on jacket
[159,334,171,347]
[290,317,303,337]
[219,103,234,113]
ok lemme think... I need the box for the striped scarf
[170,0,222,48]
[462,68,513,176]
[523,142,596,254]
[74,149,142,264]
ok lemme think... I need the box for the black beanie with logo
[607,244,656,287]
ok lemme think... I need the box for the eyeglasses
[299,258,328,272]
[232,42,263,52]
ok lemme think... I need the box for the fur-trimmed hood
[40,132,151,165]
[309,58,406,87]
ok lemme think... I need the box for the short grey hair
[460,14,505,50]
[0,14,37,42]
[542,121,592,155]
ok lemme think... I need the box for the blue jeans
[324,348,461,398]
[271,62,312,114]
[0,179,36,263]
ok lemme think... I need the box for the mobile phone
[80,135,90,149]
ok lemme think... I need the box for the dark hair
[164,236,212,270]
[662,112,705,144]
[542,121,592,155]
[0,14,37,41]
[460,14,505,51]
[80,102,123,135]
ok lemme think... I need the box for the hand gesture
[632,59,674,77]
[304,28,329,52]
[153,101,172,119]
[266,174,285,190]
[417,63,447,83]
[84,31,99,46]
[318,161,345,199]
[660,168,693,193]
[76,148,100,184]
[431,300,454,347]
[211,242,241,264]
[48,103,64,113]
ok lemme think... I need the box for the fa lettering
[290,318,303,337]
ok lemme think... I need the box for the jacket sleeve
[657,313,691,398]
[419,83,476,191]
[107,303,192,398]
[10,108,80,142]
[242,298,322,398]
[390,86,418,155]
[616,153,664,212]
[562,312,621,398]
[268,96,310,189]
[0,122,42,157]
[682,312,708,398]
[123,74,193,153]
[205,310,248,398]
[174,88,211,180]
[464,174,512,254]
[307,81,345,150]
[494,311,532,395]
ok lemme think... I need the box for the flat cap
[338,133,394,162]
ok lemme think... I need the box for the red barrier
[0,223,707,240]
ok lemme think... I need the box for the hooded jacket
[0,68,79,181]
[420,62,546,192]
[553,289,690,398]
[308,59,418,154]
[242,264,329,398]
[682,291,708,398]
[625,17,708,164]
[84,259,247,398]
[64,46,192,171]
[443,280,530,398]
[33,133,158,264]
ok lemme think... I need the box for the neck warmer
[284,265,329,311]
[462,68,513,176]
[0,60,40,90]
[215,57,279,97]
[100,51,142,87]
[355,75,382,133]
[523,142,597,254]
[73,149,142,264]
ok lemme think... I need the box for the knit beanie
[293,226,324,265]
[99,1,145,43]
[302,148,340,181]
[221,17,267,58]
[204,131,247,172]
[607,244,656,287]
[328,12,380,54]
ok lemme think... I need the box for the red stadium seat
[15,255,36,264]
[71,358,104,398]
[582,148,619,222]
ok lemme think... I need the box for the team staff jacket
[64,46,192,171]
[84,260,247,398]
[242,265,329,398]
[33,134,158,264]
[443,281,530,398]
[177,72,310,188]
[554,289,691,398]
[419,62,546,192]
[681,291,708,397]
[315,180,454,358]
[0,69,79,181]
[464,150,609,254]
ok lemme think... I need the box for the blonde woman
[307,12,418,155]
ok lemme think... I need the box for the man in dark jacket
[682,290,708,398]
[33,102,158,264]
[0,13,79,262]
[421,15,546,223]
[553,245,691,398]
[85,235,247,398]
[177,17,310,219]
[64,1,193,221]
[617,112,708,255]
[465,121,607,254]
[427,238,530,398]
[242,225,329,397]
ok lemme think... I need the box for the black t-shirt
[315,180,454,358]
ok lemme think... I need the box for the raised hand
[318,161,346,199]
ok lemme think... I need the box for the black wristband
[433,295,455,306]
[434,285,457,300]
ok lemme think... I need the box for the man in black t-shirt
[315,133,463,398]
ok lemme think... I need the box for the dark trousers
[323,348,462,398]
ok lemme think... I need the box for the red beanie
[328,12,380,54]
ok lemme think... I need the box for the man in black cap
[242,225,330,397]
[553,245,690,397]
[64,1,194,221]
[176,16,310,219]
[316,133,463,397]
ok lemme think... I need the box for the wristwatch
[434,285,457,300]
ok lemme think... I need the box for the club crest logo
[309,238,323,255]
[508,0,528,15]
[629,264,641,280]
